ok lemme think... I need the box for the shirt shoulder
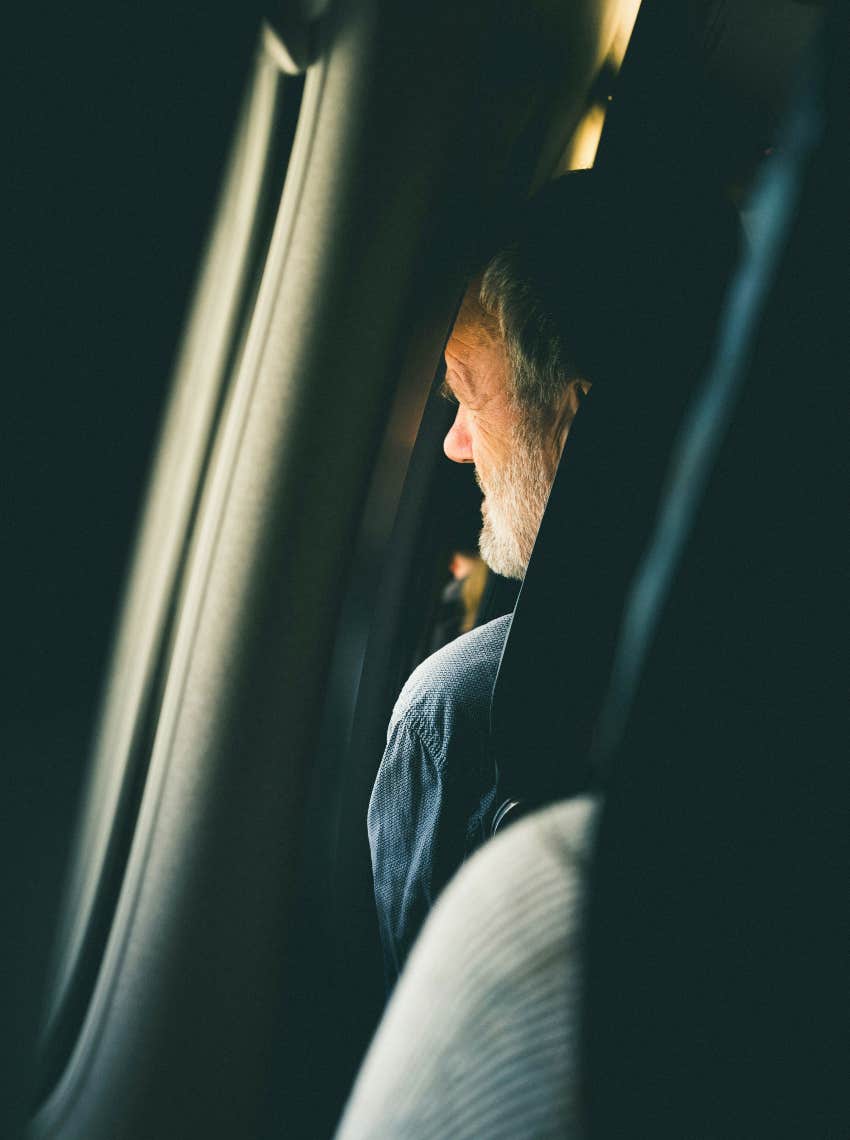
[389,614,512,740]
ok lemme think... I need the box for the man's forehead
[448,286,498,353]
[444,293,510,410]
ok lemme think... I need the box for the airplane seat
[584,12,847,1134]
[488,170,740,824]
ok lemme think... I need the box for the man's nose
[443,409,474,463]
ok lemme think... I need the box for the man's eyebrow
[439,376,458,404]
[443,357,474,395]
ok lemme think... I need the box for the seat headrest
[489,169,740,810]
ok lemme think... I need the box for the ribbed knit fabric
[339,796,597,1140]
[369,615,511,987]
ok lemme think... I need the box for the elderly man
[368,174,594,988]
[368,162,743,988]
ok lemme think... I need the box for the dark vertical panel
[4,7,264,1136]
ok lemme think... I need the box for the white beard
[477,424,556,581]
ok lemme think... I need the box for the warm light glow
[609,0,643,65]
[559,0,643,172]
[561,103,608,172]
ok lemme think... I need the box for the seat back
[584,13,847,1133]
[489,0,747,821]
[489,181,739,817]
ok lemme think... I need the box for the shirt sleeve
[367,715,446,990]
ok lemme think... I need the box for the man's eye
[439,379,458,406]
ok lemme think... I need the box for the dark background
[5,5,267,1133]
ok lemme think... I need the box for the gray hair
[478,247,581,422]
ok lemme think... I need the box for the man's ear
[554,379,589,453]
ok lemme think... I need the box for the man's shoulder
[390,614,512,734]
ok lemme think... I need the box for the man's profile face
[442,292,515,474]
[442,287,565,580]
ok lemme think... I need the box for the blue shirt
[368,615,511,987]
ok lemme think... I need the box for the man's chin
[479,517,525,582]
